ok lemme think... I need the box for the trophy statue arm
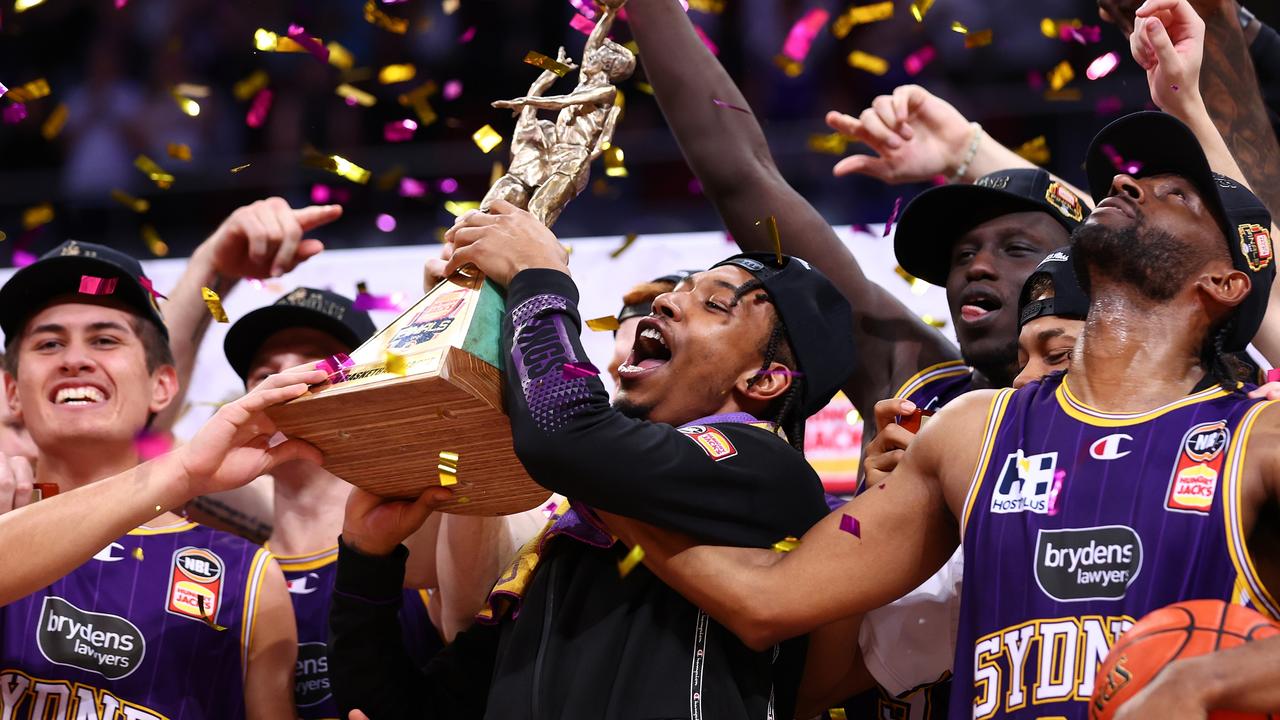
[590,104,622,160]
[498,87,614,111]
[626,0,961,427]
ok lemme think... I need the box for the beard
[1072,215,1200,302]
[612,396,652,420]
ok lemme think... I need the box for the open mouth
[618,318,672,378]
[50,384,108,406]
[959,288,1003,324]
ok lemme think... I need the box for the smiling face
[4,300,176,455]
[613,266,789,426]
[245,327,352,391]
[945,211,1070,381]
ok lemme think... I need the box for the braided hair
[734,279,807,452]
[1199,322,1249,391]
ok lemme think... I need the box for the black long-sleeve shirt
[330,269,830,719]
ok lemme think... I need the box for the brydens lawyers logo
[38,596,146,680]
[166,547,226,624]
[1089,434,1132,460]
[678,425,738,461]
[1166,420,1229,513]
[1034,525,1143,602]
[990,450,1058,514]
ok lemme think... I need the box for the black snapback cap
[223,287,376,381]
[895,168,1090,286]
[0,240,168,342]
[1018,246,1089,328]
[711,252,854,418]
[1084,111,1274,352]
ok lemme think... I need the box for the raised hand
[0,453,34,514]
[1130,0,1206,115]
[442,199,569,286]
[862,398,918,487]
[204,198,342,280]
[341,486,454,557]
[827,84,975,184]
[175,365,328,497]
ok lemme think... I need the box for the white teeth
[640,327,666,346]
[617,364,643,375]
[55,386,104,404]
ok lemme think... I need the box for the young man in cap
[223,286,522,716]
[608,270,698,386]
[327,198,855,719]
[0,240,327,718]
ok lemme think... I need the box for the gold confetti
[13,0,47,12]
[132,547,144,561]
[617,544,645,577]
[586,315,621,332]
[5,77,50,103]
[335,83,377,107]
[921,314,947,328]
[111,189,150,213]
[846,50,889,76]
[40,102,68,140]
[135,155,174,189]
[1047,60,1074,92]
[951,21,968,33]
[0,231,7,242]
[197,596,227,631]
[1044,88,1082,102]
[1014,135,1049,165]
[523,51,572,77]
[167,142,192,161]
[472,124,502,154]
[142,225,168,257]
[364,0,409,33]
[773,55,804,78]
[398,81,439,127]
[832,1,893,39]
[233,70,269,102]
[634,81,654,95]
[154,505,162,512]
[438,450,459,486]
[230,163,252,173]
[378,63,417,84]
[910,0,935,21]
[442,0,459,14]
[22,203,53,231]
[894,266,929,295]
[808,132,850,156]
[602,143,627,178]
[174,83,210,98]
[829,710,848,720]
[688,0,725,11]
[327,42,355,71]
[376,165,406,191]
[757,215,782,265]
[202,287,229,323]
[172,93,200,117]
[1040,17,1081,39]
[772,536,801,553]
[964,29,993,48]
[489,161,505,188]
[303,149,371,184]
[610,233,638,259]
[385,349,408,376]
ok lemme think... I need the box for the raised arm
[627,0,958,421]
[492,86,616,111]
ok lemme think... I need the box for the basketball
[1090,600,1280,720]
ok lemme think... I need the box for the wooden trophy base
[266,272,551,516]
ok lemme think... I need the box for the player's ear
[148,364,179,415]
[1198,267,1251,310]
[4,369,20,421]
[738,361,792,405]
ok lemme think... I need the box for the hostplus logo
[990,450,1058,514]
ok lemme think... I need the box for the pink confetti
[316,353,355,382]
[353,291,404,311]
[137,275,168,300]
[693,24,719,55]
[11,249,36,268]
[246,88,273,128]
[78,275,118,295]
[839,513,861,537]
[114,0,128,7]
[712,98,751,114]
[134,430,173,461]
[1100,143,1142,175]
[458,26,476,43]
[1059,24,1101,44]
[399,177,428,197]
[384,118,418,142]
[1267,368,1280,384]
[1047,469,1065,516]
[437,177,459,194]
[0,82,7,99]
[903,45,936,76]
[442,79,463,101]
[375,213,397,232]
[287,24,330,63]
[561,361,601,380]
[311,184,332,204]
[780,8,829,64]
[1085,51,1119,80]
[3,103,27,124]
[542,501,559,517]
[568,0,598,19]
[882,196,903,237]
[569,13,596,36]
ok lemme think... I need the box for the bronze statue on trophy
[481,0,635,228]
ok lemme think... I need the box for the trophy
[267,1,635,516]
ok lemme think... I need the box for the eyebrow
[29,321,132,336]
[1037,327,1067,343]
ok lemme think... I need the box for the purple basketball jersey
[0,520,273,719]
[952,373,1280,719]
[276,546,444,718]
[895,360,975,411]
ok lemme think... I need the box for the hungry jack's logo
[1165,420,1228,513]
[165,547,226,625]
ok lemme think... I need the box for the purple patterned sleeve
[508,292,599,433]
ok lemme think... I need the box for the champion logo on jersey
[165,547,226,624]
[1089,434,1133,461]
[1165,420,1229,514]
[287,572,321,595]
[93,542,125,562]
[990,450,1058,515]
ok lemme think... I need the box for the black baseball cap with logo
[1083,111,1275,353]
[712,252,854,418]
[0,240,168,343]
[895,168,1091,287]
[223,287,377,381]
[1018,246,1089,328]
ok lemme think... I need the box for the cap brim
[223,305,364,381]
[0,255,166,343]
[894,185,1069,287]
[1085,111,1220,214]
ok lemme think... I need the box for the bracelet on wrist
[950,122,982,183]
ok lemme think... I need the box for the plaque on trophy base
[266,271,551,516]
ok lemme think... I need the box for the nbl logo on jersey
[1165,420,1229,514]
[990,449,1058,514]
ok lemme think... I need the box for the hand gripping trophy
[481,0,635,228]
